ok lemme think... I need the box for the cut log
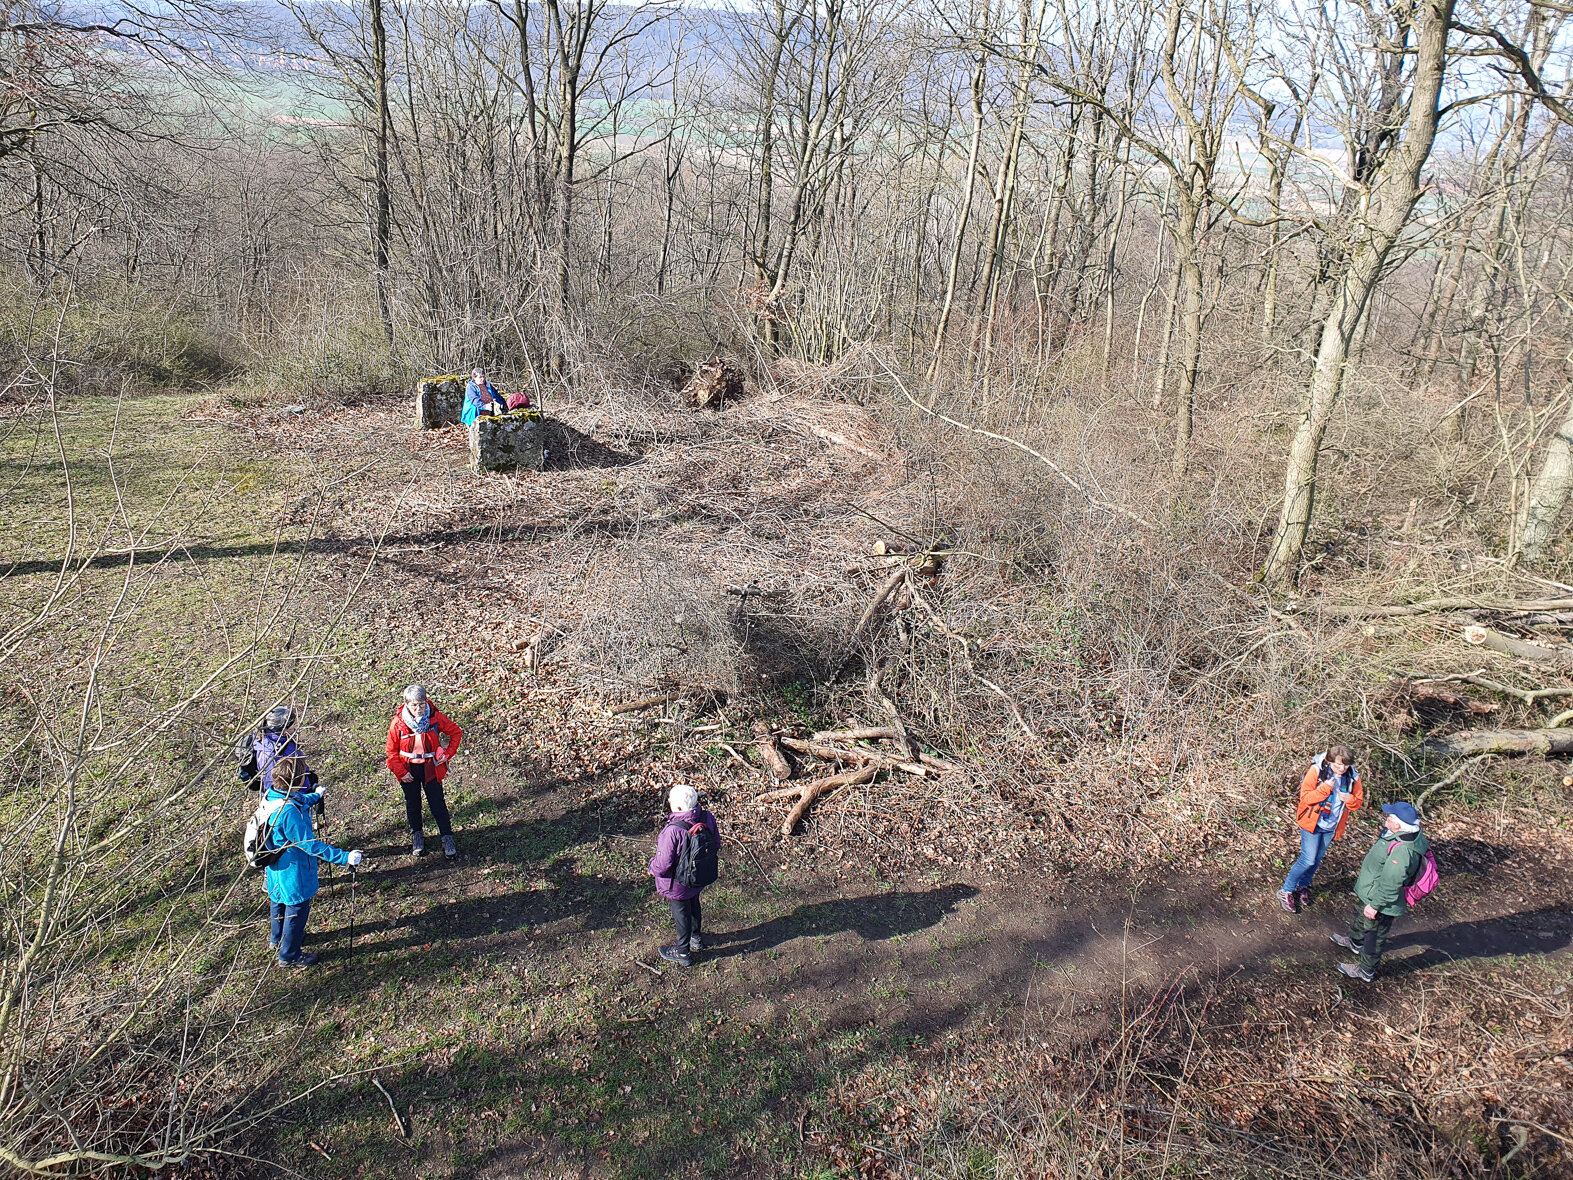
[1462,625,1573,667]
[778,736,925,776]
[752,727,793,782]
[1421,728,1573,756]
[1312,596,1573,619]
[805,423,887,462]
[781,765,877,835]
[812,726,899,743]
[608,692,678,715]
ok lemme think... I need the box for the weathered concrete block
[416,375,467,429]
[469,411,546,473]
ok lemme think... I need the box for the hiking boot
[658,945,693,968]
[1277,890,1299,914]
[279,953,320,969]
[1297,888,1313,909]
[1329,932,1355,951]
[689,935,704,953]
[412,831,426,857]
[1337,962,1374,983]
[442,834,458,860]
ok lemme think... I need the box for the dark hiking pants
[670,896,702,948]
[402,766,452,837]
[1348,909,1396,975]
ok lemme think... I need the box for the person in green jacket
[1330,801,1428,981]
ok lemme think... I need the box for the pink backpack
[1391,841,1440,906]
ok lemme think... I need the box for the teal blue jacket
[262,790,350,906]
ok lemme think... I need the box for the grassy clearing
[7,390,1573,1179]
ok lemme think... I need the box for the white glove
[348,850,363,867]
[400,773,414,784]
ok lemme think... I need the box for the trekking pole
[346,866,358,963]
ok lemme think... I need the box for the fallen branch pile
[757,725,960,836]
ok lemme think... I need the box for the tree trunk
[1170,194,1203,478]
[927,51,987,383]
[1150,255,1179,410]
[1423,727,1573,756]
[369,0,394,344]
[1262,0,1455,585]
[1518,397,1573,562]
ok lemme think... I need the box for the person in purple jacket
[648,783,719,967]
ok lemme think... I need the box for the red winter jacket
[386,706,463,783]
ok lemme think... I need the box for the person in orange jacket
[386,685,464,859]
[1278,744,1363,913]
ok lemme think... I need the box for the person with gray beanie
[385,685,464,859]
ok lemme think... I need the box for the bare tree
[1262,0,1459,585]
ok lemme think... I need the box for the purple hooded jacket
[648,807,720,900]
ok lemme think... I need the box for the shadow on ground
[706,884,979,956]
[1386,903,1573,970]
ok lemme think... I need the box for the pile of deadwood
[750,722,960,837]
[1397,622,1573,757]
[604,539,1045,836]
[1321,582,1573,774]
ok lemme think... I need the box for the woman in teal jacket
[264,756,362,968]
[461,368,504,425]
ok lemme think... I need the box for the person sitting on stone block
[462,368,505,425]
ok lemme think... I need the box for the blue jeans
[270,899,312,962]
[1282,828,1334,894]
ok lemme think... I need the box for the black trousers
[402,766,452,836]
[669,896,702,946]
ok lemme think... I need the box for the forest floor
[8,386,1573,1178]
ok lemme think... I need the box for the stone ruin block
[469,410,546,473]
[416,374,467,428]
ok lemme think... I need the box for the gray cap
[263,705,295,733]
[403,685,428,706]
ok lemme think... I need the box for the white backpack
[244,798,289,870]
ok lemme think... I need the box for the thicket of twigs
[814,961,1573,1177]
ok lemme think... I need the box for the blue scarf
[403,703,434,733]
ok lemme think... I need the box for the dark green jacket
[1353,829,1430,917]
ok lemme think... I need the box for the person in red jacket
[1278,744,1363,913]
[386,684,464,859]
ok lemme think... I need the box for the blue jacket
[462,379,500,426]
[262,790,349,905]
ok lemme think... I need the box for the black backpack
[671,815,718,890]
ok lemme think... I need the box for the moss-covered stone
[416,374,468,428]
[470,410,546,472]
